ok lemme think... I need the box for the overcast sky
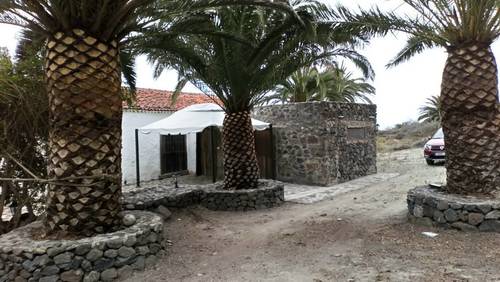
[1,0,499,129]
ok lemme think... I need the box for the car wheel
[426,159,434,165]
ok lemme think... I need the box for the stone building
[253,102,377,186]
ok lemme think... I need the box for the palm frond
[171,76,189,106]
[387,34,438,68]
[418,95,441,122]
[120,50,137,91]
[334,0,500,66]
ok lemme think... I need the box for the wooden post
[135,129,141,187]
[210,126,217,183]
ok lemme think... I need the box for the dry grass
[377,121,440,152]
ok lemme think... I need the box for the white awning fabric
[140,103,270,135]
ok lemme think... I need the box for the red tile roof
[123,88,219,111]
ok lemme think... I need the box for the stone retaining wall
[408,186,500,232]
[123,180,284,212]
[0,211,164,282]
[253,102,377,186]
[123,186,202,210]
[200,182,284,211]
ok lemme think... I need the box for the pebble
[122,214,137,227]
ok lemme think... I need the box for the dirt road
[124,148,500,282]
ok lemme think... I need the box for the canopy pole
[135,129,141,187]
[211,126,217,183]
[269,124,276,180]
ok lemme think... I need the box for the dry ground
[123,149,500,282]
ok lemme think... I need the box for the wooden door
[254,129,274,179]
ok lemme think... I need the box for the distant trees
[0,45,48,234]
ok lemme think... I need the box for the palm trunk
[222,111,260,190]
[44,29,122,236]
[441,45,500,195]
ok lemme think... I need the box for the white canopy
[140,103,270,135]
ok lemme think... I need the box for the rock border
[408,186,500,232]
[0,211,164,282]
[200,181,285,211]
[123,180,285,212]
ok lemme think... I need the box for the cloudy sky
[1,0,499,128]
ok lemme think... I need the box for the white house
[121,88,216,185]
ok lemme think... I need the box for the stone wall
[0,211,164,282]
[253,102,377,186]
[408,186,500,232]
[123,180,284,212]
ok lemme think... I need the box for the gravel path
[122,148,500,282]
[285,173,400,204]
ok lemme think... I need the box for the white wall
[122,111,171,185]
[121,110,198,185]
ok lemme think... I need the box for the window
[160,135,187,174]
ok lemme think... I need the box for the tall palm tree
[418,95,441,122]
[0,1,159,236]
[137,0,370,190]
[336,0,500,195]
[272,65,375,104]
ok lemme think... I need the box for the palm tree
[336,0,500,195]
[418,95,441,123]
[274,67,324,103]
[272,65,374,104]
[137,1,369,190]
[0,1,158,236]
[320,66,374,104]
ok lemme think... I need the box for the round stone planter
[200,180,285,211]
[408,186,500,232]
[0,211,164,281]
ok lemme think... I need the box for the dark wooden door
[254,129,274,179]
[160,135,187,175]
[196,127,223,181]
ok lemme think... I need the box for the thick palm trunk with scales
[222,112,260,190]
[44,29,122,236]
[441,45,500,195]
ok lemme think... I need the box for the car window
[432,128,444,139]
